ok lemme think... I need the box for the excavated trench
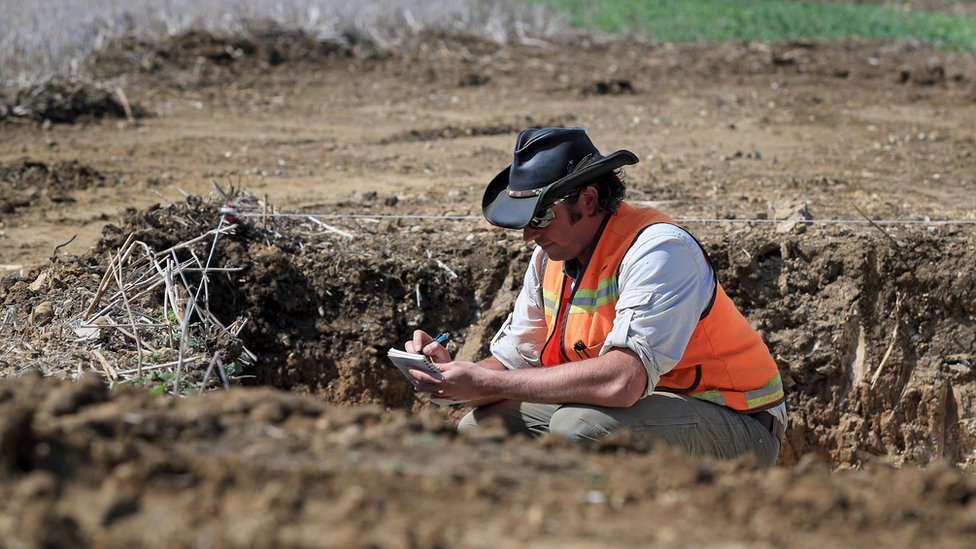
[58,199,969,468]
[2,186,974,469]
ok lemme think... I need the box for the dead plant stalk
[110,245,145,376]
[83,232,134,320]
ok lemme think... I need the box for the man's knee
[549,406,613,443]
[456,409,479,432]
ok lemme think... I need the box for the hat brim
[482,149,639,229]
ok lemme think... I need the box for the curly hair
[564,169,628,215]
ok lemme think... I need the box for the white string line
[676,218,976,226]
[238,211,976,226]
[238,212,480,221]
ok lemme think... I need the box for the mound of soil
[91,25,358,85]
[1,373,975,547]
[0,79,149,125]
[0,160,108,214]
[2,192,524,410]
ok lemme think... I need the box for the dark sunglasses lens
[530,207,554,229]
[529,192,577,228]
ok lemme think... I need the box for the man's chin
[539,245,569,260]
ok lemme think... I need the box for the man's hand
[410,348,647,408]
[409,360,497,404]
[402,334,646,408]
[404,329,452,364]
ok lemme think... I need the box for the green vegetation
[543,0,976,49]
[134,370,197,396]
[4,0,973,83]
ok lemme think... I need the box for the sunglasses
[528,192,578,229]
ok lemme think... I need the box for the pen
[432,332,450,345]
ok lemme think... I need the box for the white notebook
[387,348,467,405]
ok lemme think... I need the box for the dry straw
[75,217,249,394]
[0,0,561,85]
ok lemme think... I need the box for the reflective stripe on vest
[539,203,785,412]
[686,372,785,409]
[544,277,620,316]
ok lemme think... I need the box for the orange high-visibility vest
[540,203,785,412]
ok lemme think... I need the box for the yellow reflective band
[744,372,785,408]
[692,390,725,406]
[567,276,619,314]
[543,287,559,317]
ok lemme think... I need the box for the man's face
[521,199,590,262]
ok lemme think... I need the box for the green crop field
[542,0,976,49]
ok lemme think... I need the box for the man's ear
[579,185,600,215]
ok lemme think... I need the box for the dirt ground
[2,27,976,546]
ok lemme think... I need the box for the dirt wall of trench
[3,196,974,470]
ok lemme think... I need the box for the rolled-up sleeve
[600,225,715,397]
[489,247,549,370]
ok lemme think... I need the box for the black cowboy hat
[482,127,638,229]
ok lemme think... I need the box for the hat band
[506,188,544,198]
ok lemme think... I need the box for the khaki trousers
[457,392,781,467]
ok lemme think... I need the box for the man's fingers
[408,368,439,384]
[412,329,432,353]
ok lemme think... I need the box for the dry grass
[0,188,264,394]
[0,0,564,86]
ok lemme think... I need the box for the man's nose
[522,226,539,242]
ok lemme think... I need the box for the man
[406,127,786,466]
